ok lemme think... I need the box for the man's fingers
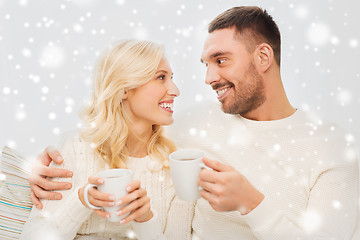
[199,168,217,183]
[30,191,43,209]
[31,184,63,200]
[198,178,218,193]
[45,146,64,164]
[199,188,214,202]
[33,165,72,178]
[203,157,232,172]
[30,175,72,191]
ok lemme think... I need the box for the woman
[21,40,194,239]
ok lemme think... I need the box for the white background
[0,0,359,160]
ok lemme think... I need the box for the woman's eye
[158,75,166,80]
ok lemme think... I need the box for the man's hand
[30,146,73,209]
[198,157,264,215]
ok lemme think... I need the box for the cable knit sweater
[21,137,194,240]
[165,102,359,240]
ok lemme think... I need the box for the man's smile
[215,86,232,100]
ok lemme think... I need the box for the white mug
[83,169,133,222]
[169,149,206,202]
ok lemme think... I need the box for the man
[30,6,359,239]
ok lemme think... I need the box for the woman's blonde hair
[80,39,177,170]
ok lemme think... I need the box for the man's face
[200,28,266,116]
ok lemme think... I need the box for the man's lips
[215,86,232,100]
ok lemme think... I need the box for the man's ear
[254,43,274,72]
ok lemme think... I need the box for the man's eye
[217,59,226,64]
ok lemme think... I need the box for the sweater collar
[235,109,306,130]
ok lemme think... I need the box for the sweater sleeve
[131,210,165,240]
[163,195,195,240]
[20,137,92,240]
[242,140,359,240]
[131,179,195,240]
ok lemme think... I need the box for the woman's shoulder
[59,134,95,157]
[56,134,105,171]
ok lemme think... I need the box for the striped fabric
[0,146,33,239]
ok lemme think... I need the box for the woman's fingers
[87,186,114,208]
[93,209,111,219]
[119,203,152,224]
[117,187,145,206]
[117,194,149,216]
[88,175,104,185]
[125,180,141,193]
[115,186,152,224]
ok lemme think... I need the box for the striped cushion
[0,146,33,239]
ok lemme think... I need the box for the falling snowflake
[273,144,281,151]
[15,109,27,121]
[40,44,65,68]
[0,173,6,181]
[189,128,197,136]
[3,87,11,95]
[337,89,352,106]
[126,230,136,239]
[53,127,60,135]
[195,94,203,102]
[349,38,358,48]
[301,209,323,234]
[332,200,342,209]
[49,112,56,120]
[295,5,309,19]
[307,22,331,46]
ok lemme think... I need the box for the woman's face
[124,57,180,127]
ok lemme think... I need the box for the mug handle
[83,184,102,210]
[199,162,212,170]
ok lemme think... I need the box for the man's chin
[220,102,243,115]
[220,103,234,114]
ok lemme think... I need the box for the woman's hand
[117,180,153,224]
[78,176,115,219]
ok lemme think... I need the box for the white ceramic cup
[169,149,206,202]
[83,169,133,222]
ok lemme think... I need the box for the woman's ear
[122,89,128,100]
[254,43,274,72]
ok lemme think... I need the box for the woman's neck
[126,124,153,158]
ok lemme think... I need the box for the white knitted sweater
[166,102,359,240]
[21,137,194,240]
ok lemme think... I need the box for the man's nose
[205,66,220,85]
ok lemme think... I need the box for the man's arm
[198,157,264,215]
[30,146,73,209]
[198,156,359,239]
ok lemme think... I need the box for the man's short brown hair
[209,6,281,66]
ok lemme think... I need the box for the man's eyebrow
[200,51,231,63]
